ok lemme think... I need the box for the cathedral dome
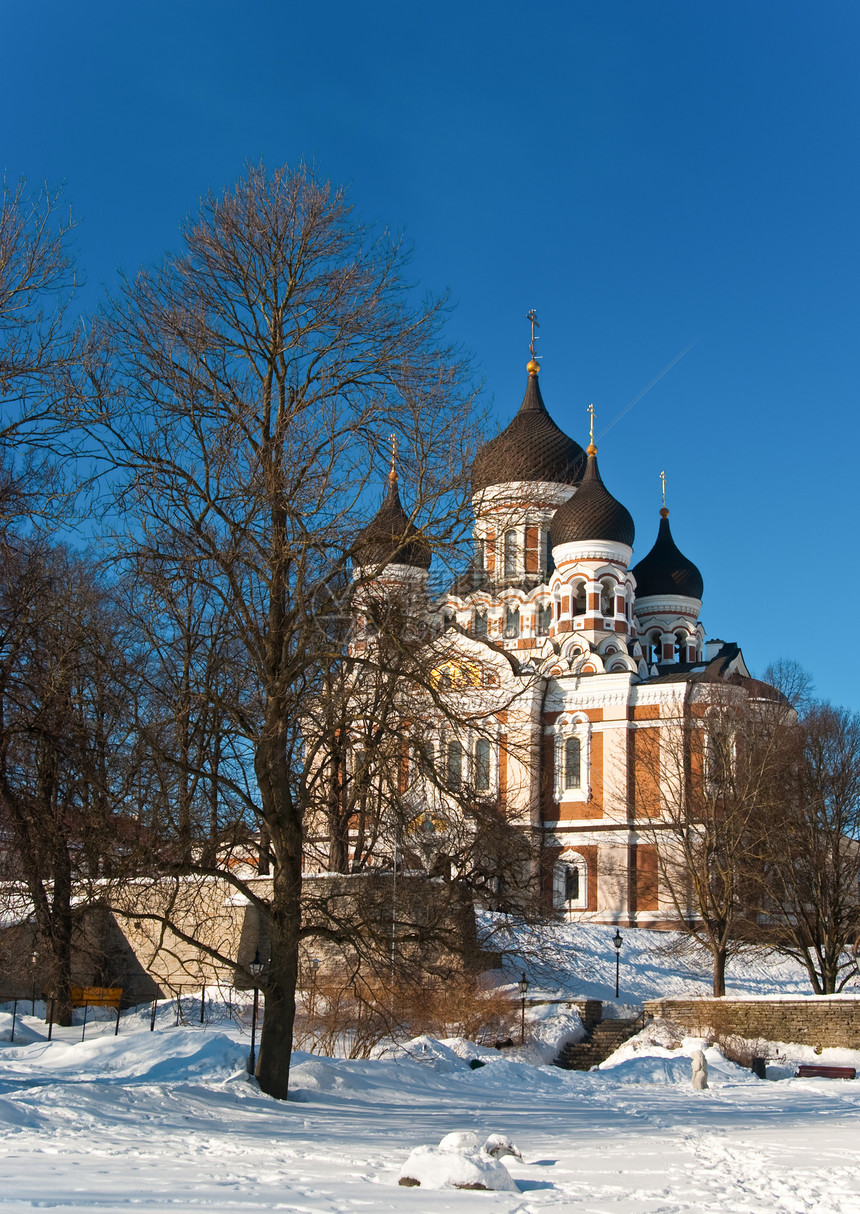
[471,367,586,493]
[354,471,431,570]
[549,450,635,548]
[632,509,703,600]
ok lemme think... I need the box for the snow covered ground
[484,917,829,1005]
[0,1009,859,1211]
[1,927,859,1213]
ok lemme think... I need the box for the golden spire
[587,403,597,456]
[526,308,540,374]
[388,433,398,484]
[660,469,669,518]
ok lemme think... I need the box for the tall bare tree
[632,677,790,995]
[0,544,134,1021]
[757,701,860,993]
[0,177,80,530]
[85,163,482,1098]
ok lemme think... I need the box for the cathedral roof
[632,509,704,600]
[548,449,635,548]
[354,471,431,570]
[471,368,586,493]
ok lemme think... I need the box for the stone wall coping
[646,994,860,1004]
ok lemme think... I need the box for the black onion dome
[471,371,586,493]
[354,473,431,569]
[632,510,704,600]
[549,451,635,548]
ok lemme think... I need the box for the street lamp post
[30,951,38,1015]
[247,948,264,1076]
[310,956,320,1020]
[518,972,529,1045]
[612,929,623,999]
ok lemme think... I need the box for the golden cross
[660,469,666,507]
[527,308,539,359]
[389,433,398,480]
[587,402,595,444]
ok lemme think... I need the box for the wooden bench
[795,1064,856,1080]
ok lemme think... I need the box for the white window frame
[503,603,520,638]
[535,600,551,636]
[552,712,591,803]
[705,726,736,795]
[503,528,518,578]
[553,849,589,911]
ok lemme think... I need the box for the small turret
[354,457,431,573]
[633,476,705,666]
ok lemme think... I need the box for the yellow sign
[70,986,123,1008]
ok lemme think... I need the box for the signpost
[69,986,123,1041]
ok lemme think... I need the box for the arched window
[565,865,580,902]
[445,740,463,790]
[574,581,587,615]
[353,749,367,788]
[503,529,517,578]
[539,528,550,574]
[473,737,491,791]
[553,852,588,910]
[473,608,488,638]
[417,740,434,777]
[707,727,735,792]
[553,715,589,802]
[601,579,615,617]
[675,632,687,662]
[564,737,581,789]
[503,605,520,638]
[474,538,485,571]
[536,602,551,636]
[649,632,662,664]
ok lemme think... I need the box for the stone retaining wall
[644,997,860,1049]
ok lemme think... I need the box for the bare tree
[0,544,135,1020]
[632,677,790,996]
[757,701,860,993]
[0,177,81,530]
[84,163,482,1098]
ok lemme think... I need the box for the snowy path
[1,1021,860,1212]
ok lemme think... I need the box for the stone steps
[553,1014,645,1071]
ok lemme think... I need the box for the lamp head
[613,929,623,951]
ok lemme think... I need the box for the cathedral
[353,332,757,927]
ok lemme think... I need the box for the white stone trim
[552,540,633,567]
[472,481,576,511]
[635,593,702,619]
[352,563,429,584]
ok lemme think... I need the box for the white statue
[691,1049,709,1090]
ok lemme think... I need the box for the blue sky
[4,1,859,707]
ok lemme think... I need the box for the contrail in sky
[596,338,699,441]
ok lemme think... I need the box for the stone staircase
[554,1010,646,1071]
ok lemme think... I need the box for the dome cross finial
[660,469,669,518]
[587,403,597,456]
[526,308,540,374]
[389,433,398,484]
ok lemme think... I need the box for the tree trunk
[712,946,727,997]
[253,735,302,1100]
[49,847,75,1026]
[254,872,301,1099]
